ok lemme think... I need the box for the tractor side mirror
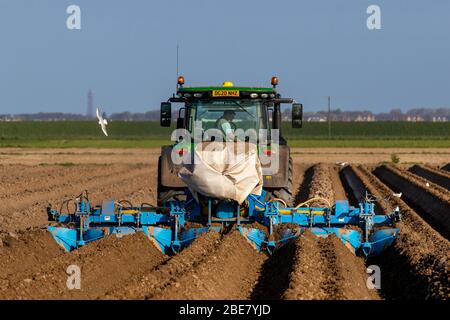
[292,103,303,128]
[160,102,172,127]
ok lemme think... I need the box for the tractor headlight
[250,93,258,98]
[194,93,202,98]
[261,93,268,98]
[183,93,192,98]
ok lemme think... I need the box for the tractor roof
[178,86,276,93]
[171,78,290,102]
[176,86,278,100]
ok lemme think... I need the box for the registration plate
[212,90,240,97]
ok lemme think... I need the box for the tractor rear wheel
[157,156,185,206]
[265,156,294,207]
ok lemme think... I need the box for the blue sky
[0,0,449,114]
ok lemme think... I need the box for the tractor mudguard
[261,144,290,188]
[159,145,186,188]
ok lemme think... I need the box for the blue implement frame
[47,190,401,257]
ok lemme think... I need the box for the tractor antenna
[176,44,180,90]
[176,44,179,77]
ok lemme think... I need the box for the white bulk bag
[178,142,263,204]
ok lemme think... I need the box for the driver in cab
[215,110,236,141]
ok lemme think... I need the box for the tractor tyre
[157,156,185,206]
[265,156,294,207]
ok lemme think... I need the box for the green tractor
[158,76,303,206]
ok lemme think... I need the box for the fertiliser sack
[178,142,263,204]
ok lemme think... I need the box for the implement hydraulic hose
[256,197,333,215]
[293,197,332,210]
[270,198,287,208]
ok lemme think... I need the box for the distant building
[307,116,327,122]
[0,114,12,121]
[355,114,376,122]
[407,116,424,122]
[432,116,447,122]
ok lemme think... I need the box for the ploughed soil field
[0,148,449,299]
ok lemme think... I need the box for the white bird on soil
[393,192,402,198]
[96,108,108,137]
[426,182,430,187]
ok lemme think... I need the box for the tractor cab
[161,76,303,144]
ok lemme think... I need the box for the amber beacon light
[271,76,279,88]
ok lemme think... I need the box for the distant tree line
[282,107,449,122]
[1,107,449,122]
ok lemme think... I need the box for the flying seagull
[96,108,108,136]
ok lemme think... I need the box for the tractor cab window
[191,100,267,141]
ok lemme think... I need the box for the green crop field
[0,121,449,148]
